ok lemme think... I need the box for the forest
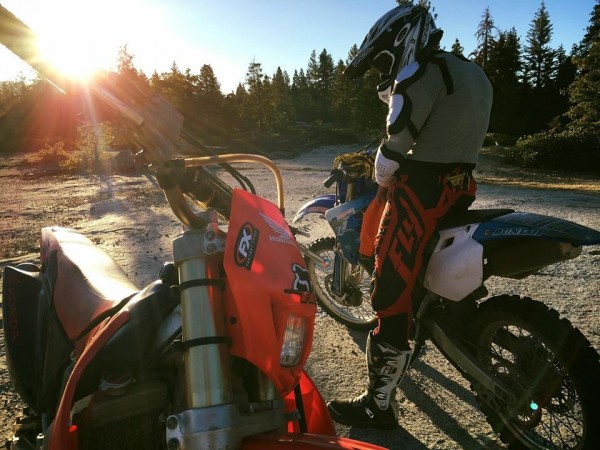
[0,1,599,173]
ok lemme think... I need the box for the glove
[374,147,400,187]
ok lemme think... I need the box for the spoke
[479,319,586,450]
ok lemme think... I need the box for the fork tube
[173,223,231,409]
[331,248,347,297]
[345,181,355,203]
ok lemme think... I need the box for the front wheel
[471,295,600,450]
[305,237,377,330]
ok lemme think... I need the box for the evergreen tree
[332,59,352,126]
[564,1,600,132]
[242,60,268,131]
[306,50,319,88]
[551,45,577,127]
[472,7,497,68]
[577,0,600,58]
[451,38,464,56]
[486,28,525,134]
[316,49,335,121]
[196,64,222,96]
[194,64,225,136]
[341,44,385,130]
[304,49,335,122]
[524,1,555,89]
[269,67,294,131]
[116,45,149,88]
[150,62,193,111]
[567,32,600,131]
[291,69,313,122]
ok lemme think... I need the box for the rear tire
[471,295,600,449]
[305,237,377,330]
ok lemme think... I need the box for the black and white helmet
[345,4,443,80]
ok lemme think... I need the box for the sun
[12,0,165,82]
[32,2,128,81]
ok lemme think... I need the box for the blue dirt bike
[293,149,379,330]
[294,148,600,449]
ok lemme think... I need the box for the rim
[478,320,585,450]
[308,245,377,327]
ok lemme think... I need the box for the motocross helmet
[345,4,443,101]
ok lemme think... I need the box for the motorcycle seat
[438,208,515,229]
[41,227,139,341]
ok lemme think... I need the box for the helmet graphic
[345,4,443,80]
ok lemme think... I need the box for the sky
[0,0,596,93]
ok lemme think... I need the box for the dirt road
[0,146,599,449]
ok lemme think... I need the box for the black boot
[327,331,411,429]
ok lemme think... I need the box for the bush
[24,141,70,169]
[507,129,600,174]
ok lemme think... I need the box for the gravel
[0,146,598,449]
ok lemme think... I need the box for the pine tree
[316,49,335,121]
[291,69,313,122]
[197,64,222,96]
[243,60,267,131]
[269,67,294,131]
[472,7,497,68]
[194,64,224,135]
[332,59,352,126]
[451,38,464,56]
[116,45,148,88]
[486,28,524,134]
[524,1,555,89]
[567,32,600,131]
[577,0,600,58]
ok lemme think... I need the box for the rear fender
[292,195,336,224]
[473,211,600,245]
[2,264,43,407]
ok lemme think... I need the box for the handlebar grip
[323,175,337,189]
[323,169,343,188]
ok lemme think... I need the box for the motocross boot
[327,331,411,429]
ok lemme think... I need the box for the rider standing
[327,4,493,429]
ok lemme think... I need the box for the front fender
[292,195,336,224]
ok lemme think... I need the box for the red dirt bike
[0,6,385,450]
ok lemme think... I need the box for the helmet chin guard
[377,77,393,104]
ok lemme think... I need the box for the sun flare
[17,0,167,81]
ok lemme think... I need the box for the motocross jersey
[385,51,493,165]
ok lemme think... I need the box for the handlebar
[161,154,286,230]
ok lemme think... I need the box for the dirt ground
[0,145,599,449]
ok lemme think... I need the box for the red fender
[285,371,335,435]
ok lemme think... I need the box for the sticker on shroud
[235,222,259,270]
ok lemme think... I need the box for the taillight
[280,314,306,367]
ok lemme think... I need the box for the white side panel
[424,224,484,301]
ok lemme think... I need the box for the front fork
[166,211,284,450]
[331,249,347,298]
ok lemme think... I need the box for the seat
[41,227,139,340]
[437,208,515,229]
